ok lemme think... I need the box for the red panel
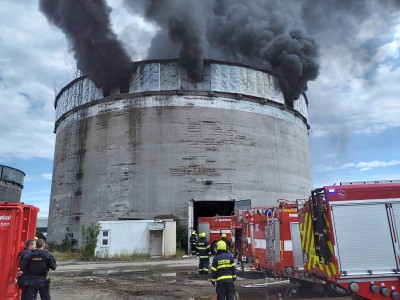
[0,202,39,300]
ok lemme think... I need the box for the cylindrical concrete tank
[48,59,312,242]
[0,165,25,202]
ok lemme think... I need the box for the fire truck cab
[298,181,400,300]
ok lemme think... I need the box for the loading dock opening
[189,200,235,231]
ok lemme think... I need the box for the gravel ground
[47,257,351,300]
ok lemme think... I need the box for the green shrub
[80,222,101,261]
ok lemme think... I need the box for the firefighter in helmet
[189,230,198,255]
[196,232,211,274]
[220,233,232,253]
[211,240,236,299]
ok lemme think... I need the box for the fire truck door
[198,222,210,240]
[331,203,398,275]
[290,222,304,270]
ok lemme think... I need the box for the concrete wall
[48,60,312,243]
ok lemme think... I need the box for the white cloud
[41,173,53,180]
[0,1,74,161]
[315,160,400,173]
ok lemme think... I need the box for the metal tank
[48,59,312,243]
[0,165,25,202]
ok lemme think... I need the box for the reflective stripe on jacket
[211,251,236,284]
[196,238,211,258]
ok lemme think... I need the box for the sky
[0,0,399,218]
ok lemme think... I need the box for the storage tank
[48,59,312,242]
[0,165,25,202]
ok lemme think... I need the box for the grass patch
[100,252,151,261]
[162,249,186,260]
[53,251,80,261]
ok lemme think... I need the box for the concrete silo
[0,165,25,202]
[48,59,312,242]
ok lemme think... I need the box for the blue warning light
[328,189,335,193]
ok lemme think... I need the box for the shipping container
[95,219,176,258]
[0,202,39,300]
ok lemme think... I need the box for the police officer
[21,239,57,300]
[18,239,37,300]
[211,240,236,300]
[196,232,211,274]
[189,230,198,255]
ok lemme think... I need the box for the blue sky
[0,1,399,217]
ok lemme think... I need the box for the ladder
[64,68,85,248]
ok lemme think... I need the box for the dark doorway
[193,200,234,229]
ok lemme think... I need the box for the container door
[290,222,304,270]
[331,203,398,275]
[150,230,163,257]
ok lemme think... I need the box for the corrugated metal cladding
[48,59,313,243]
[0,165,25,202]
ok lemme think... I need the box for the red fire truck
[298,181,400,300]
[197,215,235,253]
[0,202,39,300]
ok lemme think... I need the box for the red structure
[197,215,235,253]
[0,202,39,300]
[299,181,400,300]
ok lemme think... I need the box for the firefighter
[21,239,57,300]
[211,240,236,300]
[17,239,37,300]
[189,230,198,255]
[196,232,211,274]
[220,233,232,253]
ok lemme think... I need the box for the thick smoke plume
[123,0,320,106]
[39,0,134,91]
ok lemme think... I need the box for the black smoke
[39,0,134,91]
[123,0,320,106]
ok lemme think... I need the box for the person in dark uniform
[196,232,211,274]
[21,239,57,300]
[220,233,232,253]
[189,230,198,255]
[18,239,37,300]
[211,240,236,300]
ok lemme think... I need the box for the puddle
[92,269,146,275]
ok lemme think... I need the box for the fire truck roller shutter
[330,202,397,275]
[290,222,304,270]
[390,202,400,253]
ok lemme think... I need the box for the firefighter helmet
[199,232,206,238]
[221,233,227,239]
[192,230,196,234]
[216,240,227,251]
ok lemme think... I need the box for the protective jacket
[21,249,57,278]
[211,251,236,284]
[189,233,198,245]
[17,248,32,288]
[196,237,211,258]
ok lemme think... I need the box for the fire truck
[298,181,400,300]
[0,202,39,300]
[197,215,235,253]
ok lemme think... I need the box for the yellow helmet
[199,232,206,238]
[216,240,227,251]
[221,233,227,239]
[192,230,196,234]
